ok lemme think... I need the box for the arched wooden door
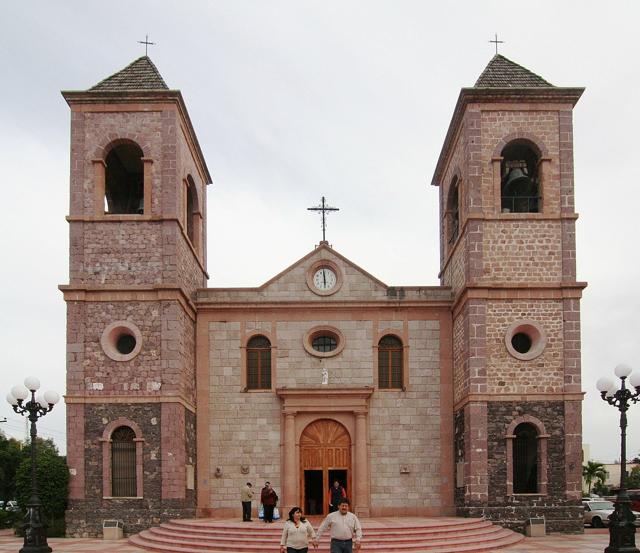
[300,419,351,515]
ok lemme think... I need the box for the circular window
[303,326,345,358]
[504,320,546,361]
[101,321,143,362]
[116,334,137,355]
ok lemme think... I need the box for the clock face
[313,267,337,291]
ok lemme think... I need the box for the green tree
[625,465,640,489]
[0,432,23,506]
[15,438,68,536]
[583,461,608,494]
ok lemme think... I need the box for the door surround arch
[300,418,351,515]
[276,387,373,517]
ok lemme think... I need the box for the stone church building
[61,54,586,536]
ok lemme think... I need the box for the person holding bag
[280,507,317,553]
[260,481,279,523]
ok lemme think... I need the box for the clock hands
[323,269,326,287]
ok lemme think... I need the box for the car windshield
[589,501,614,510]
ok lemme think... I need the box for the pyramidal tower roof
[89,56,169,91]
[474,54,553,88]
[431,55,583,187]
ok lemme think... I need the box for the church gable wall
[202,307,449,516]
[369,319,442,512]
[259,250,388,302]
[276,320,374,388]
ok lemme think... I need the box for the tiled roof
[89,56,169,91]
[474,54,553,88]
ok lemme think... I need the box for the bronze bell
[504,168,533,195]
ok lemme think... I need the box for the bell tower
[432,55,586,532]
[61,57,211,535]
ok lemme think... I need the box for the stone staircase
[129,517,525,553]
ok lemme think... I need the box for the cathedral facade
[61,55,585,536]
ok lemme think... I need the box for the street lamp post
[597,363,640,553]
[5,377,60,553]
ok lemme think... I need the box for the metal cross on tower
[138,34,156,56]
[307,196,339,243]
[490,33,505,55]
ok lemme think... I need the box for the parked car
[582,499,640,527]
[628,490,640,512]
[0,500,19,512]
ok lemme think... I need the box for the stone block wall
[455,401,582,534]
[369,319,441,512]
[206,311,446,515]
[208,321,282,512]
[485,300,564,394]
[66,403,196,537]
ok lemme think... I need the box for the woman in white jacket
[280,506,317,553]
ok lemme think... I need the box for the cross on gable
[307,196,339,243]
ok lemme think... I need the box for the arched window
[105,143,144,214]
[500,140,540,213]
[447,176,460,245]
[378,335,403,389]
[111,426,136,497]
[513,423,538,493]
[185,175,198,246]
[247,336,271,390]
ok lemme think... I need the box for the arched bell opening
[105,142,144,214]
[500,140,541,213]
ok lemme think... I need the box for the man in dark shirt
[328,480,346,513]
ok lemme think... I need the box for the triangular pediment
[197,243,452,305]
[257,243,388,301]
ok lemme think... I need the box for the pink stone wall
[479,110,561,214]
[71,221,163,285]
[481,220,563,283]
[485,300,564,394]
[70,111,163,217]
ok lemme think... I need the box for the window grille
[111,426,136,497]
[513,423,538,493]
[312,335,337,353]
[247,336,271,389]
[378,335,403,389]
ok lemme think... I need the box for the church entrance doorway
[300,419,351,516]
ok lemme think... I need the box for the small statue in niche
[321,368,329,385]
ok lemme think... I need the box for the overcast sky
[1,1,639,464]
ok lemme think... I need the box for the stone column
[283,413,296,509]
[354,412,370,517]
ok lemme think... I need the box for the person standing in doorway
[315,498,362,552]
[261,481,279,523]
[328,480,346,513]
[241,482,254,521]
